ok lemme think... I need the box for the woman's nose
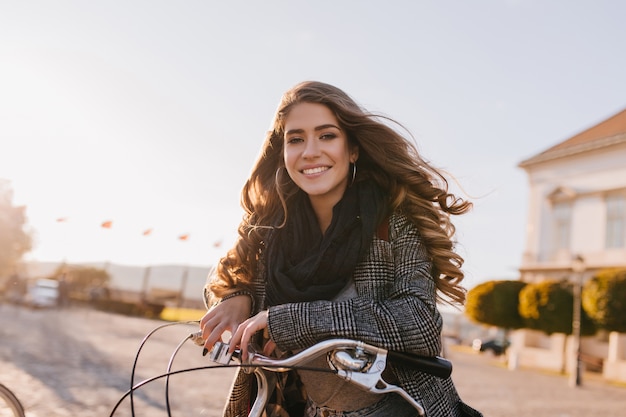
[302,138,320,158]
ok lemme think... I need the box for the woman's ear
[350,145,359,164]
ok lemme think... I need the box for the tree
[0,179,32,277]
[583,269,626,333]
[52,265,110,297]
[465,280,528,329]
[518,280,596,335]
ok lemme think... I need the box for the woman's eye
[286,137,303,144]
[320,133,336,140]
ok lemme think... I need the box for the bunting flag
[51,217,219,243]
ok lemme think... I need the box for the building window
[606,194,626,248]
[552,201,571,252]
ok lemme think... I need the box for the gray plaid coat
[221,212,482,417]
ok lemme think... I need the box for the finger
[239,323,254,360]
[262,340,277,356]
[199,308,217,328]
[239,318,265,360]
[200,314,221,341]
[203,322,233,354]
[228,321,246,356]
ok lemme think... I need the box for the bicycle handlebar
[192,334,452,417]
[387,349,452,379]
[193,334,452,379]
[113,324,452,417]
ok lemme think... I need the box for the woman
[200,81,482,417]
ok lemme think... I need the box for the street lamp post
[569,254,585,387]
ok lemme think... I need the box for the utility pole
[569,254,585,387]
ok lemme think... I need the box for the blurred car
[24,278,59,308]
[472,338,510,356]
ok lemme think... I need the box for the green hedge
[583,269,626,333]
[465,280,528,329]
[519,280,595,335]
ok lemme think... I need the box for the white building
[519,108,626,278]
[514,108,626,382]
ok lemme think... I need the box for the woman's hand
[229,310,270,360]
[199,295,252,354]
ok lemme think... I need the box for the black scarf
[265,180,386,306]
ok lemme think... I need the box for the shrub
[52,265,110,297]
[519,280,595,335]
[465,280,527,329]
[582,269,626,333]
[93,299,164,319]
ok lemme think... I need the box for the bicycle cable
[115,320,337,417]
[111,360,336,416]
[111,364,231,417]
[164,332,194,417]
[128,320,199,417]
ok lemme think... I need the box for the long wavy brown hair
[209,81,472,305]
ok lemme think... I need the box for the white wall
[521,142,626,270]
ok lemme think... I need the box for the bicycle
[0,383,26,417]
[109,321,452,417]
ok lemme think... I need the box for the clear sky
[1,0,624,290]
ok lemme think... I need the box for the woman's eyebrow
[315,124,341,132]
[285,124,341,135]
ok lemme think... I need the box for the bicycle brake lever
[366,377,425,416]
[208,341,236,364]
[331,349,425,416]
[190,332,245,365]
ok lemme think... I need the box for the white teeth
[302,167,329,175]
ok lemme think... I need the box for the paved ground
[1,303,624,417]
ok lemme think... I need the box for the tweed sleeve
[267,213,443,357]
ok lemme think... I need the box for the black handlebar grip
[387,351,453,379]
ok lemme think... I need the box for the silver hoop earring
[350,163,357,187]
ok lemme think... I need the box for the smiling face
[283,102,358,216]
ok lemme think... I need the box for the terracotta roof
[519,107,626,167]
